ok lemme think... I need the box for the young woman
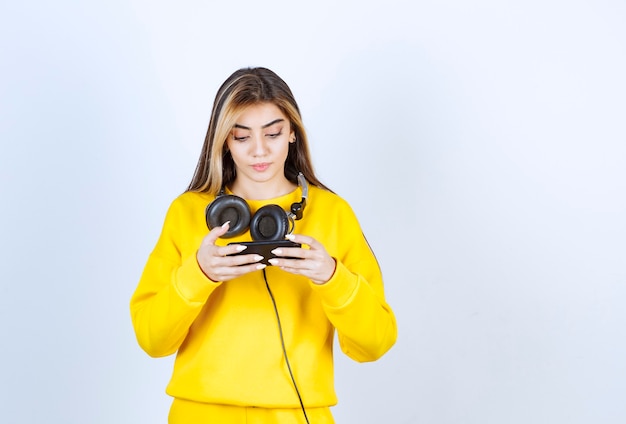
[130,67,397,423]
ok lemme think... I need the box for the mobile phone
[228,240,301,265]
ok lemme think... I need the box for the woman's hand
[268,234,337,284]
[196,222,266,282]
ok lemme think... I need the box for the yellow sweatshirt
[130,185,397,409]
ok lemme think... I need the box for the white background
[1,0,625,423]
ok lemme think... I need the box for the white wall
[1,0,625,423]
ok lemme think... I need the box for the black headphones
[205,172,309,240]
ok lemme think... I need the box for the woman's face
[226,102,295,190]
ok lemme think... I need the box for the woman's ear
[289,131,296,143]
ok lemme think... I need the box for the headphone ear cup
[205,195,251,238]
[249,205,290,241]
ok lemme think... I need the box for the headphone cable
[262,269,311,424]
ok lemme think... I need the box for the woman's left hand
[269,234,337,284]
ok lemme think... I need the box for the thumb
[204,221,231,245]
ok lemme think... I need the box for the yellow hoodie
[130,185,397,409]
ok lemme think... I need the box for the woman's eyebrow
[233,118,285,130]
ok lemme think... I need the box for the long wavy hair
[187,67,329,194]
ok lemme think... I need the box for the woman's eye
[267,131,282,138]
[233,135,248,141]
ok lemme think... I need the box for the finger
[205,250,263,269]
[226,253,265,267]
[210,262,267,282]
[205,221,231,245]
[267,257,297,273]
[203,255,266,281]
[286,233,322,250]
[273,256,335,284]
[270,246,308,260]
[215,243,248,257]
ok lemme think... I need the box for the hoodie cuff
[311,260,358,309]
[174,254,222,303]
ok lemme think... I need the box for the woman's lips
[251,163,270,172]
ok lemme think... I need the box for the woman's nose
[251,136,267,156]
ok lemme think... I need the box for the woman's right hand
[196,222,266,282]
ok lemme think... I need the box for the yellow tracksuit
[130,185,397,422]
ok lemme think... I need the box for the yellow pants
[169,398,335,424]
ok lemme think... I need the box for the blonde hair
[187,67,328,194]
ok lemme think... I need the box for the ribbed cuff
[174,254,222,303]
[311,261,358,309]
